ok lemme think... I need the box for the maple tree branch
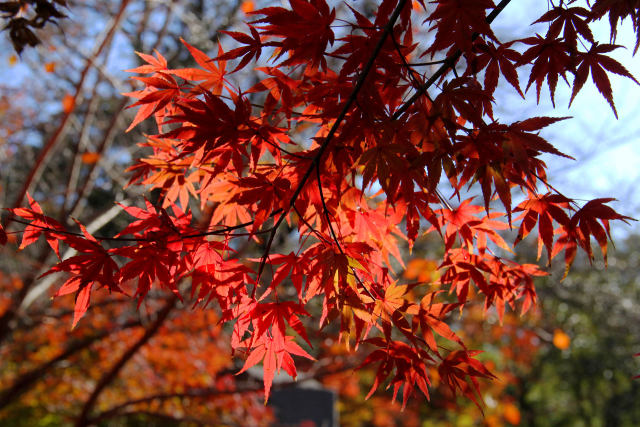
[256,0,505,290]
[292,204,332,244]
[392,0,513,120]
[262,136,312,160]
[315,164,343,248]
[6,208,283,244]
[218,92,317,120]
[408,59,449,66]
[315,164,377,300]
[530,171,584,212]
[256,0,412,283]
[75,296,177,427]
[389,30,423,88]
[7,217,141,242]
[174,208,284,240]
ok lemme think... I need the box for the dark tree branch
[0,320,141,410]
[256,0,412,284]
[393,0,513,119]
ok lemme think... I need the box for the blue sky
[491,1,640,235]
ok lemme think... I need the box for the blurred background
[0,0,639,426]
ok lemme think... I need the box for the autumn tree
[1,0,639,423]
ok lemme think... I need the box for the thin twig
[315,163,376,300]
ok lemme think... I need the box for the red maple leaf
[169,39,228,95]
[237,334,314,402]
[124,50,182,131]
[11,193,64,258]
[517,34,574,105]
[534,6,594,48]
[466,40,523,96]
[569,43,639,117]
[42,220,121,328]
[590,0,640,54]
[217,25,266,72]
[249,0,336,70]
[414,292,463,354]
[438,349,496,409]
[425,0,497,55]
[360,338,433,409]
[514,192,571,262]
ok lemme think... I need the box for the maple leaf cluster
[2,0,637,407]
[0,0,67,54]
